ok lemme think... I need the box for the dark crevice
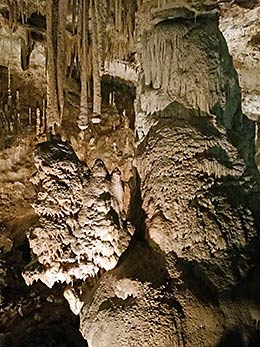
[175,258,220,305]
[98,296,137,312]
[116,240,169,288]
[27,12,46,30]
[108,207,121,228]
[216,326,260,347]
[234,0,259,9]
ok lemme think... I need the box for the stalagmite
[41,100,46,134]
[111,168,125,216]
[15,91,20,112]
[112,92,115,106]
[254,121,258,145]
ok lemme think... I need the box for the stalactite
[36,107,41,136]
[46,0,59,132]
[7,67,11,107]
[28,107,32,125]
[46,0,68,133]
[90,0,101,116]
[71,0,77,34]
[7,0,32,31]
[7,0,17,31]
[21,29,34,71]
[78,0,89,130]
[57,0,68,126]
[95,0,108,75]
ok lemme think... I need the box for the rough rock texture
[80,242,180,347]
[80,241,260,347]
[23,137,134,288]
[136,14,259,288]
[139,107,260,291]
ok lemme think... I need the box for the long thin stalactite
[46,0,68,132]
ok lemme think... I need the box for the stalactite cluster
[4,0,138,132]
[106,0,137,62]
[0,65,44,147]
[71,0,137,127]
[7,0,30,31]
[5,0,45,30]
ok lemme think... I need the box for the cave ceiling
[0,1,260,346]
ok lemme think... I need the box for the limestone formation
[23,137,134,288]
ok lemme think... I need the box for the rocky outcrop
[80,240,260,347]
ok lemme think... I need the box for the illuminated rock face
[23,137,134,288]
[139,108,259,291]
